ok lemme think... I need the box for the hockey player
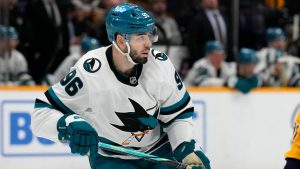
[259,50,300,87]
[46,36,101,84]
[184,40,236,87]
[284,111,300,168]
[31,3,210,169]
[226,48,261,94]
[255,27,287,74]
[0,26,34,85]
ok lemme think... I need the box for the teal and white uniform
[32,45,195,159]
[0,49,34,85]
[184,57,236,87]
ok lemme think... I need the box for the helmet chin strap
[112,41,138,65]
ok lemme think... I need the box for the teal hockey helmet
[204,40,224,54]
[106,3,157,43]
[0,26,18,39]
[7,26,18,39]
[266,27,285,42]
[81,36,101,53]
[238,48,258,64]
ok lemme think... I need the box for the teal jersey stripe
[160,91,190,115]
[45,87,76,115]
[34,102,54,109]
[160,108,194,128]
[34,98,54,109]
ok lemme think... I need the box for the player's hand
[174,140,210,169]
[57,114,99,157]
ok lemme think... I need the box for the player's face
[128,33,153,64]
[8,38,17,50]
[202,0,218,10]
[208,50,225,69]
[238,63,256,78]
[271,39,286,51]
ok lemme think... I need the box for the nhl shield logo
[83,58,101,73]
[129,77,137,84]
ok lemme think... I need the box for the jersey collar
[106,46,143,87]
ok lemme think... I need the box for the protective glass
[126,27,158,43]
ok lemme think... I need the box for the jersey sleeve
[156,55,195,151]
[31,65,90,142]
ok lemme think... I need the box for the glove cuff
[173,140,196,162]
[57,114,85,143]
[65,114,85,126]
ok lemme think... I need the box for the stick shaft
[98,142,187,169]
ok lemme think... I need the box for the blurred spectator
[239,0,286,50]
[149,0,182,45]
[127,0,150,10]
[46,36,100,84]
[52,0,76,72]
[226,48,262,94]
[256,27,287,73]
[184,40,235,87]
[23,0,67,84]
[65,1,79,45]
[285,0,300,16]
[185,0,231,70]
[65,0,93,56]
[0,26,34,85]
[264,0,287,28]
[239,1,267,50]
[166,0,198,39]
[88,0,121,46]
[260,50,300,86]
[265,0,285,9]
[70,0,90,44]
[8,0,27,42]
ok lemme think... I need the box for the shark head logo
[111,98,159,145]
[151,49,168,61]
[83,58,101,73]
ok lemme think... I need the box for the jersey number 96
[60,70,83,96]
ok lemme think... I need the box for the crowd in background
[1,0,300,93]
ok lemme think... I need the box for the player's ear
[116,34,126,48]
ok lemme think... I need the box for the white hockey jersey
[255,47,278,74]
[0,49,34,85]
[184,57,236,87]
[32,46,195,158]
[260,55,300,87]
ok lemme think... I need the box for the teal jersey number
[60,70,83,96]
[175,71,183,90]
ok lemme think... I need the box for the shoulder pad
[151,49,168,61]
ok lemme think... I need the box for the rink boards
[0,86,298,169]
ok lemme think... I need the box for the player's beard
[129,48,148,64]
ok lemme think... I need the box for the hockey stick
[98,142,188,169]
